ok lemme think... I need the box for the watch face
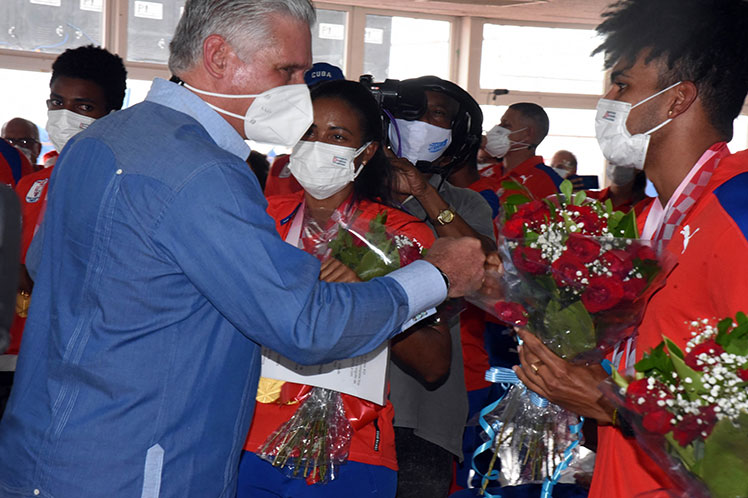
[439,209,454,224]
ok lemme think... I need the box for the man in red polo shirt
[486,103,564,202]
[511,0,748,496]
[0,139,34,188]
[2,46,127,411]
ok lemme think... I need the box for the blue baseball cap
[304,62,345,87]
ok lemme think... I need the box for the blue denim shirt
[0,79,446,498]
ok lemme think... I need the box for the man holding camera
[383,75,495,498]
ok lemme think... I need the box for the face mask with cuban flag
[595,81,681,170]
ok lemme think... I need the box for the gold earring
[668,110,673,116]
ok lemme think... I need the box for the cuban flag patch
[25,178,48,203]
[602,110,617,122]
[332,155,347,167]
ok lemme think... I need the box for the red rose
[601,249,634,277]
[642,409,674,434]
[502,217,526,239]
[494,301,528,326]
[565,233,601,263]
[636,245,657,262]
[672,405,718,447]
[625,378,673,415]
[516,200,551,225]
[551,253,589,288]
[738,368,748,381]
[684,339,724,371]
[398,242,422,267]
[569,205,605,235]
[622,277,647,301]
[512,246,548,275]
[581,275,624,313]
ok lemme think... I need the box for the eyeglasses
[4,137,39,147]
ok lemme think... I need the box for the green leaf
[501,180,527,193]
[559,179,573,203]
[504,194,532,207]
[665,432,697,470]
[699,413,748,498]
[523,231,540,244]
[664,336,685,359]
[611,369,629,389]
[665,337,707,400]
[540,299,596,359]
[634,342,674,378]
[608,209,639,238]
[573,189,587,206]
[736,312,748,325]
[604,198,613,213]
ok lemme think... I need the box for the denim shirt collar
[145,78,251,161]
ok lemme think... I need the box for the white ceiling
[317,0,612,26]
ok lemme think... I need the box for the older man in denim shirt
[0,1,486,497]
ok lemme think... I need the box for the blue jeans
[236,450,397,498]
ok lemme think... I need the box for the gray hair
[168,0,316,76]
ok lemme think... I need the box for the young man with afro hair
[511,0,748,496]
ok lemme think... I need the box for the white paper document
[260,342,390,406]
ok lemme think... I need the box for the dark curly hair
[310,79,394,207]
[50,45,128,112]
[593,0,748,140]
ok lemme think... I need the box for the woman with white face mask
[238,80,451,498]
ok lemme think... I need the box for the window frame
[0,0,745,139]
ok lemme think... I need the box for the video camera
[358,75,427,122]
[360,74,483,177]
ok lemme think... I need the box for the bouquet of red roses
[469,179,667,362]
[467,180,670,493]
[259,206,426,483]
[604,313,748,498]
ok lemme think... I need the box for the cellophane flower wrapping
[468,180,671,489]
[602,313,748,498]
[258,206,425,483]
[469,179,669,363]
[482,383,581,486]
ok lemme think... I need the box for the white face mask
[552,167,570,179]
[16,146,35,164]
[388,118,452,166]
[183,83,313,147]
[288,140,371,200]
[484,125,529,158]
[46,109,96,152]
[595,81,681,170]
[606,162,636,186]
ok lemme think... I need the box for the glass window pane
[0,0,104,54]
[481,105,606,185]
[363,15,450,81]
[728,115,748,153]
[480,24,605,95]
[127,0,186,64]
[312,9,347,70]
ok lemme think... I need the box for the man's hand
[319,258,362,283]
[513,328,614,423]
[384,147,430,198]
[424,237,485,298]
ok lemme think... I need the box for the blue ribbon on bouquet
[540,416,585,498]
[471,367,520,497]
[473,366,582,498]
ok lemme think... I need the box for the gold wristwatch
[435,207,455,225]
